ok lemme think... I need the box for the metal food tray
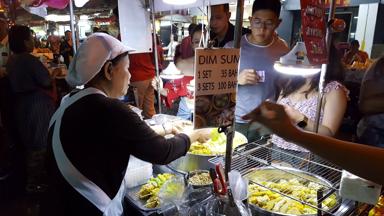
[125,184,163,212]
[219,140,346,215]
[124,165,181,213]
[245,166,342,216]
[167,129,248,173]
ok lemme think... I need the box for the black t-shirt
[210,22,251,47]
[7,53,52,93]
[42,93,190,216]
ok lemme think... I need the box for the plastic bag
[158,176,186,205]
[228,170,248,201]
[205,196,251,216]
[160,182,213,216]
[340,170,382,205]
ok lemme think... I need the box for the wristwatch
[297,115,308,128]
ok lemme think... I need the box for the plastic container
[126,155,153,188]
[187,170,212,188]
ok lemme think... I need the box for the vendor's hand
[238,69,261,85]
[282,105,304,124]
[171,120,192,134]
[242,101,300,141]
[162,121,192,135]
[185,128,211,144]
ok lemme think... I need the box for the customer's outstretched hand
[242,101,300,141]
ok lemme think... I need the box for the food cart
[122,0,382,214]
[17,0,381,215]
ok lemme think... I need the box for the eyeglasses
[250,17,276,29]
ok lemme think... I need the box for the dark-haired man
[210,3,250,47]
[226,0,289,142]
[343,40,369,65]
[179,23,197,59]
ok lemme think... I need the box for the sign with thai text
[301,0,328,65]
[325,0,350,7]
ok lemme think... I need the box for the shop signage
[193,48,240,129]
[300,0,328,65]
[325,0,350,7]
[94,17,115,24]
[118,0,152,53]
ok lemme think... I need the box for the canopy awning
[154,0,235,12]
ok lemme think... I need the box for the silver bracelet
[161,123,167,135]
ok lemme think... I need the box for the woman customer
[6,25,57,193]
[271,45,349,165]
[357,56,384,148]
[171,24,205,120]
[42,33,204,216]
[60,30,74,68]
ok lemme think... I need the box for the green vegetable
[210,129,220,142]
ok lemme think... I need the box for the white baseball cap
[66,33,135,87]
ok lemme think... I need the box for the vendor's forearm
[291,130,384,185]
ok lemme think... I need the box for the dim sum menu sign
[193,48,240,129]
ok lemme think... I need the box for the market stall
[124,132,377,215]
[121,0,383,215]
[2,0,382,215]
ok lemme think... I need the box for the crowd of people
[0,0,383,215]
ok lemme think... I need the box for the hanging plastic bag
[228,170,248,202]
[340,170,382,205]
[205,196,251,216]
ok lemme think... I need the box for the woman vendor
[42,33,204,216]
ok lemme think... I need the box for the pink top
[272,81,349,152]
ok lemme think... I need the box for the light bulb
[274,62,321,76]
[163,0,197,5]
[74,0,89,7]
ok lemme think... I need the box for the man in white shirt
[0,19,9,77]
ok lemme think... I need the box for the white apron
[49,87,129,216]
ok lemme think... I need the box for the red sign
[325,0,350,7]
[300,0,327,65]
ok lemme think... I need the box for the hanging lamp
[74,0,89,7]
[273,41,321,76]
[160,62,184,80]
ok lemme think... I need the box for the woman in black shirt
[42,33,203,216]
[7,25,56,193]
